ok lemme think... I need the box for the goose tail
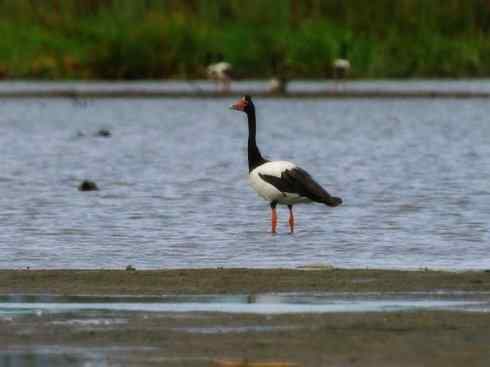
[323,196,342,207]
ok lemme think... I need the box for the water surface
[1,96,490,269]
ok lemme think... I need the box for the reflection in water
[0,347,154,367]
[171,325,299,334]
[0,349,91,367]
[1,293,490,315]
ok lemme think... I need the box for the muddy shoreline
[2,269,490,366]
[2,309,490,366]
[1,268,490,295]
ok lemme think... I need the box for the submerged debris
[78,180,99,191]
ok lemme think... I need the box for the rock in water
[78,180,99,191]
[94,129,111,137]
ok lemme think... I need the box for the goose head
[230,95,254,114]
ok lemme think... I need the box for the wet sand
[2,268,490,366]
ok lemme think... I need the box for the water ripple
[0,97,490,269]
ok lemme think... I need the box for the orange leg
[271,202,278,234]
[288,205,295,234]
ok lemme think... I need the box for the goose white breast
[249,161,310,205]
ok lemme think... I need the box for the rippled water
[1,96,490,269]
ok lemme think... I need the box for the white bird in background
[207,61,232,93]
[230,95,342,234]
[332,42,351,90]
[332,58,351,79]
[267,77,287,94]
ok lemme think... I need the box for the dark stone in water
[95,129,111,137]
[79,180,99,191]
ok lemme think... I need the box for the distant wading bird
[332,58,351,80]
[207,61,232,93]
[230,96,342,234]
[332,42,351,91]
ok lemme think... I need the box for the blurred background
[1,0,490,80]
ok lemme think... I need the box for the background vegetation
[1,0,490,79]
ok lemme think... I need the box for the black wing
[259,167,342,206]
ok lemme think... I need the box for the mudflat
[2,268,490,366]
[1,268,490,295]
[2,310,490,366]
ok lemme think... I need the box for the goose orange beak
[230,97,247,111]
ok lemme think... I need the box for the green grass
[0,0,490,79]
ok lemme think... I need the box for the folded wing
[259,167,342,206]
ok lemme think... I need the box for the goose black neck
[246,106,266,172]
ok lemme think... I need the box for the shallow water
[1,293,490,315]
[1,96,490,269]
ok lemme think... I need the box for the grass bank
[1,1,490,79]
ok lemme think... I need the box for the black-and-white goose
[230,95,342,234]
